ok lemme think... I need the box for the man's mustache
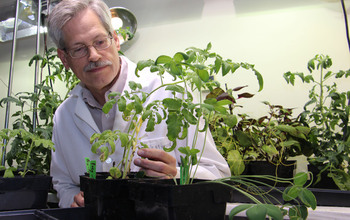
[84,60,112,72]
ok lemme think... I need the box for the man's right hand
[71,191,84,207]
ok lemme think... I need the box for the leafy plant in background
[89,43,263,184]
[209,100,311,176]
[284,54,350,190]
[0,48,79,176]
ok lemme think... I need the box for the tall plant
[284,54,350,190]
[90,43,263,184]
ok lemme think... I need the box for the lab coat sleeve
[50,116,81,208]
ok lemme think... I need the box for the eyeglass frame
[63,33,114,59]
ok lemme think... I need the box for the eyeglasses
[65,36,113,58]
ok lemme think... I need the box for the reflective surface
[110,7,137,45]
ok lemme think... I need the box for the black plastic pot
[80,173,233,220]
[129,179,233,220]
[307,164,339,189]
[0,175,52,211]
[246,160,296,187]
[79,173,136,220]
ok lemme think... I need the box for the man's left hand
[134,148,177,178]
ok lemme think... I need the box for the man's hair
[48,0,113,49]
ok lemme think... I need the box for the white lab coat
[50,56,231,208]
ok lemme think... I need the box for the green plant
[209,100,311,176]
[284,54,350,190]
[0,128,54,177]
[0,48,78,176]
[226,172,317,220]
[89,42,263,184]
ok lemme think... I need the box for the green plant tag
[88,160,96,179]
[85,157,90,173]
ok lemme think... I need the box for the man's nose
[87,46,102,62]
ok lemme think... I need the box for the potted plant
[283,54,350,207]
[0,48,78,211]
[81,43,316,220]
[284,54,350,190]
[207,86,311,180]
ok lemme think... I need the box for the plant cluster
[284,54,350,190]
[0,48,78,177]
[209,100,311,176]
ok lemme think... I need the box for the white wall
[124,2,350,118]
[0,1,349,130]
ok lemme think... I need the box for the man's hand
[134,148,177,178]
[71,191,84,207]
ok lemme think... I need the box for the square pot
[129,179,232,220]
[80,173,136,220]
[0,175,52,211]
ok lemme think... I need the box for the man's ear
[57,48,70,70]
[112,31,121,51]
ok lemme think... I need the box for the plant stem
[124,117,143,178]
[22,140,34,177]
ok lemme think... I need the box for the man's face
[57,8,121,94]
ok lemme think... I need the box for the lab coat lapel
[74,97,100,137]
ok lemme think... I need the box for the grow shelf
[229,186,350,207]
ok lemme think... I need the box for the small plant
[0,128,54,177]
[284,54,350,190]
[89,43,263,184]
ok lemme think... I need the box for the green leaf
[117,97,126,112]
[163,98,182,111]
[4,169,15,178]
[261,144,278,156]
[109,167,121,179]
[102,100,115,114]
[246,205,267,220]
[182,109,197,125]
[283,186,299,201]
[173,52,188,62]
[142,109,152,121]
[229,204,253,219]
[197,69,210,82]
[222,115,237,128]
[222,61,231,76]
[227,150,245,175]
[299,188,317,209]
[119,133,129,147]
[155,55,172,64]
[136,60,154,71]
[146,116,156,132]
[265,204,284,220]
[293,172,308,186]
[165,85,185,94]
[166,112,183,141]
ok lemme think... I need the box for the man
[48,0,231,208]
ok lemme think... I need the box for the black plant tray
[229,185,350,207]
[0,175,52,211]
[0,207,90,220]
